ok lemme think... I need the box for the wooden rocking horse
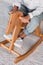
[0,11,43,63]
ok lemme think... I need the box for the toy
[0,11,43,63]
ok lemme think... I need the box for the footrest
[3,34,23,49]
[4,34,12,40]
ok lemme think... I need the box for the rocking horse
[0,11,43,63]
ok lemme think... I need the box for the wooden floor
[0,0,43,65]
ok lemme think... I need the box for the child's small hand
[19,15,30,23]
[19,17,28,23]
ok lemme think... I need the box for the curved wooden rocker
[0,11,43,63]
[14,21,43,63]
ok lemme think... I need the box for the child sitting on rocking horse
[8,0,43,45]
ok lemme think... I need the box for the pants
[23,13,43,35]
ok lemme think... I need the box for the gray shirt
[13,0,43,18]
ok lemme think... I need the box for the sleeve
[28,6,43,19]
[12,0,21,9]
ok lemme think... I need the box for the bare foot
[19,32,27,39]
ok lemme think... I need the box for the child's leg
[20,13,43,38]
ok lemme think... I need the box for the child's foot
[19,32,27,39]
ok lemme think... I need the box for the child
[8,0,43,48]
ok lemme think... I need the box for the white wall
[3,0,15,4]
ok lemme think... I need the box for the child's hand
[19,15,30,23]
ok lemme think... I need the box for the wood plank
[1,44,21,56]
